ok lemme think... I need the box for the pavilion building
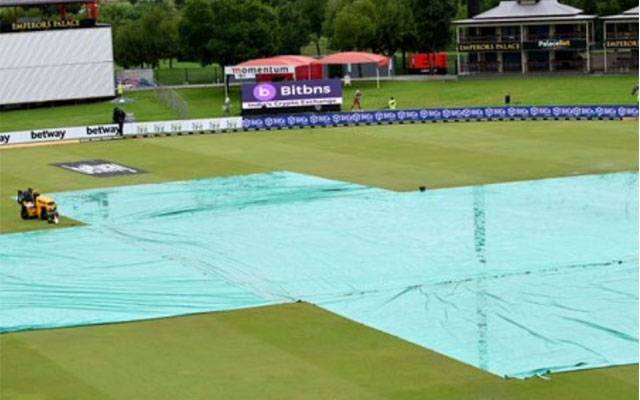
[602,6,638,73]
[453,0,596,75]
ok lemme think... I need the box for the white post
[585,21,591,73]
[549,25,555,72]
[604,21,608,73]
[376,66,380,89]
[456,26,462,75]
[520,25,526,74]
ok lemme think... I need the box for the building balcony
[527,59,585,71]
[525,32,587,41]
[605,32,639,40]
[459,35,520,44]
[460,61,522,73]
[460,59,586,74]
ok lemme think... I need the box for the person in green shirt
[388,97,397,110]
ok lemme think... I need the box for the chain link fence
[154,85,190,119]
[154,66,223,86]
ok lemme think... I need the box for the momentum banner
[224,65,296,79]
[242,105,639,130]
[241,79,343,110]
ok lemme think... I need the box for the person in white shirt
[343,73,352,87]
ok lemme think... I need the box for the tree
[322,0,350,44]
[180,0,281,66]
[113,21,146,68]
[297,0,329,55]
[327,0,377,51]
[467,0,480,17]
[179,0,216,65]
[371,0,416,56]
[107,1,180,68]
[99,1,141,26]
[411,0,458,52]
[141,7,180,68]
[277,0,311,54]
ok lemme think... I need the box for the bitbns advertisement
[241,80,343,111]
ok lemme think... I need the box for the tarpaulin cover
[0,171,637,378]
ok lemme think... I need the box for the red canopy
[230,55,323,82]
[318,52,390,67]
[235,55,318,68]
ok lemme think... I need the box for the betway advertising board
[0,117,242,146]
[0,124,120,146]
[123,117,242,136]
[241,80,342,111]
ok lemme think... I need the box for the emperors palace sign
[0,18,95,32]
[458,42,521,52]
[605,39,639,49]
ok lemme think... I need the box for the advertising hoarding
[224,65,296,79]
[241,79,342,112]
[0,27,115,106]
[458,42,521,52]
[605,39,639,49]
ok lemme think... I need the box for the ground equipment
[17,189,59,224]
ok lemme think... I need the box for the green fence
[154,66,223,86]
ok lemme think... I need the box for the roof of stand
[601,6,639,21]
[235,55,318,68]
[454,0,595,25]
[317,52,389,67]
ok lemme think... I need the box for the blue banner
[242,105,639,130]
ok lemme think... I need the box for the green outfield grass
[0,75,637,132]
[0,120,637,399]
[0,120,637,235]
[2,303,638,400]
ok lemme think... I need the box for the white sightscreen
[0,27,115,106]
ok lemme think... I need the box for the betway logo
[0,134,9,145]
[31,129,66,140]
[86,125,119,136]
[281,84,331,96]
